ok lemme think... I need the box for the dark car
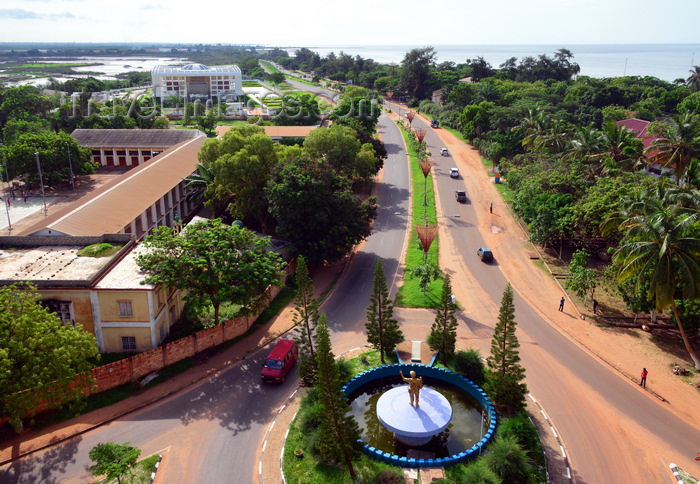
[431,119,439,128]
[477,247,493,262]
[455,190,467,203]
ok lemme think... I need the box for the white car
[449,168,459,178]
[440,148,449,156]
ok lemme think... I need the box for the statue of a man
[400,370,423,407]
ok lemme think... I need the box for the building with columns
[151,63,244,101]
[21,136,205,241]
[71,128,205,169]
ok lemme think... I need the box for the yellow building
[0,234,184,353]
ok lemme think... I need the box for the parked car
[455,190,467,203]
[261,339,298,383]
[449,167,460,178]
[440,148,449,156]
[430,119,439,128]
[477,247,493,262]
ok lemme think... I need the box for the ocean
[301,44,699,82]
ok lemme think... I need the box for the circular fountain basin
[376,385,452,446]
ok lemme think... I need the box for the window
[118,300,133,317]
[121,336,137,351]
[41,299,74,326]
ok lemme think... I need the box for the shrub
[497,412,541,458]
[453,349,485,384]
[484,435,531,484]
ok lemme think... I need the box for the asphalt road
[2,107,698,483]
[402,111,700,483]
[0,112,411,484]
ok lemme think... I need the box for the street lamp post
[65,143,75,192]
[34,151,48,216]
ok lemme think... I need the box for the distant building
[72,128,206,169]
[151,63,244,101]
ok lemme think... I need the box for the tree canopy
[136,219,284,326]
[266,157,377,265]
[0,283,98,432]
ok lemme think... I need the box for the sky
[0,0,698,47]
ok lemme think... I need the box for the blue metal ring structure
[342,363,497,468]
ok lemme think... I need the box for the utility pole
[66,142,75,192]
[34,151,47,216]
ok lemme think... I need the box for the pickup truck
[455,190,467,203]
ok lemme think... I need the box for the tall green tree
[198,124,280,229]
[427,273,459,366]
[266,157,377,265]
[399,47,436,102]
[88,442,141,484]
[0,284,98,432]
[603,186,700,369]
[302,124,377,181]
[365,259,404,364]
[292,256,319,385]
[486,283,528,416]
[564,249,598,304]
[136,219,284,326]
[314,313,362,477]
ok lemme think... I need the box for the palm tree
[599,122,645,173]
[645,113,700,185]
[182,163,214,204]
[604,184,700,369]
[561,124,604,174]
[686,65,700,92]
[512,107,550,151]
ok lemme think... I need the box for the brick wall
[88,260,295,394]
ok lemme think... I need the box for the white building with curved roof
[151,63,244,101]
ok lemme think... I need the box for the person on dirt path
[593,299,598,314]
[640,368,648,388]
[490,202,493,213]
[559,296,565,312]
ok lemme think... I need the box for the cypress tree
[314,313,362,477]
[292,256,319,386]
[486,283,528,416]
[427,273,458,365]
[365,258,404,364]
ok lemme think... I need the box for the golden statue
[400,370,423,407]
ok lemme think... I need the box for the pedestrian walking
[593,299,598,314]
[558,296,565,311]
[489,202,493,213]
[640,368,648,388]
[23,194,27,203]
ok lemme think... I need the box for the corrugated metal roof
[71,129,205,148]
[21,137,206,237]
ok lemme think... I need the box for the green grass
[96,453,161,483]
[78,243,122,257]
[260,60,279,73]
[394,122,443,308]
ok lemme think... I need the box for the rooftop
[20,136,206,237]
[152,64,242,75]
[71,128,205,148]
